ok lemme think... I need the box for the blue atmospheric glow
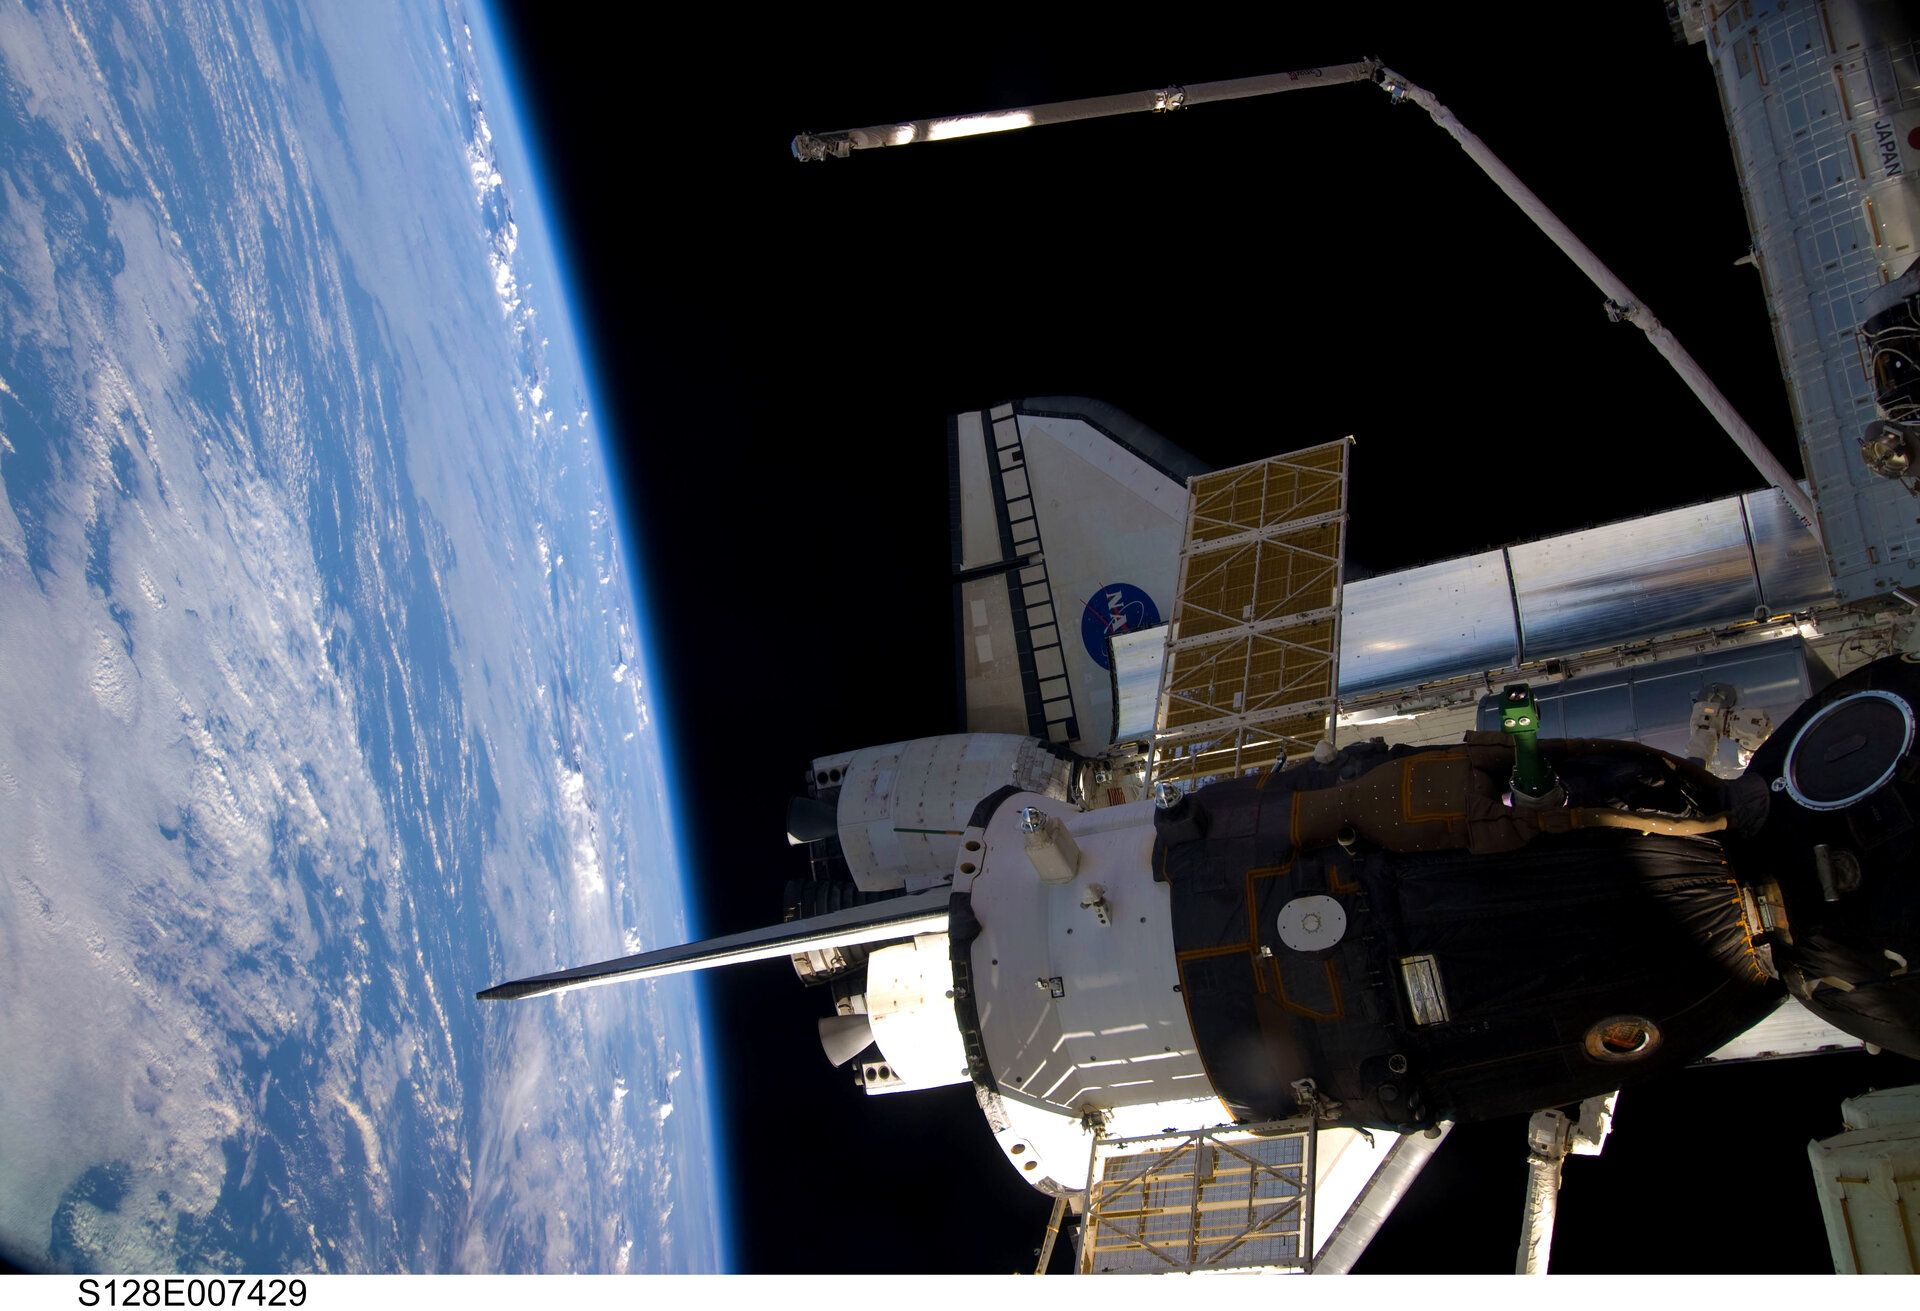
[471,1,730,1271]
[466,10,700,919]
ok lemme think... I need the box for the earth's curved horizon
[0,0,720,1272]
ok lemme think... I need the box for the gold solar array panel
[1079,1128,1313,1273]
[1153,439,1350,787]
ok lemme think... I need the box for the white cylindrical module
[833,735,1073,891]
[948,791,1225,1196]
[954,793,1213,1118]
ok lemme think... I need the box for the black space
[483,2,1920,1275]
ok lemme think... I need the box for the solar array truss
[1151,440,1351,787]
[1077,1119,1318,1274]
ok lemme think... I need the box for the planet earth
[0,0,720,1273]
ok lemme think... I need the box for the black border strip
[952,581,969,734]
[1016,396,1212,486]
[955,557,1039,585]
[990,418,1046,737]
[988,417,1073,742]
[946,411,966,573]
[955,405,1081,744]
[947,781,1025,1097]
[984,412,1023,565]
[1739,492,1770,615]
[947,889,998,1096]
[1007,570,1053,739]
[1503,546,1525,666]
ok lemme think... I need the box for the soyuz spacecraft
[483,0,1920,1273]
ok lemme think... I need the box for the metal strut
[1034,1195,1068,1275]
[1514,1093,1617,1275]
[1373,67,1823,546]
[791,62,1382,161]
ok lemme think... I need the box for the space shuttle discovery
[484,0,1920,1273]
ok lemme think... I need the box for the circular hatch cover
[1276,895,1348,953]
[1782,689,1914,811]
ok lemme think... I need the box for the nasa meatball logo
[1081,582,1161,670]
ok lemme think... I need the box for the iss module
[954,655,1919,1144]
